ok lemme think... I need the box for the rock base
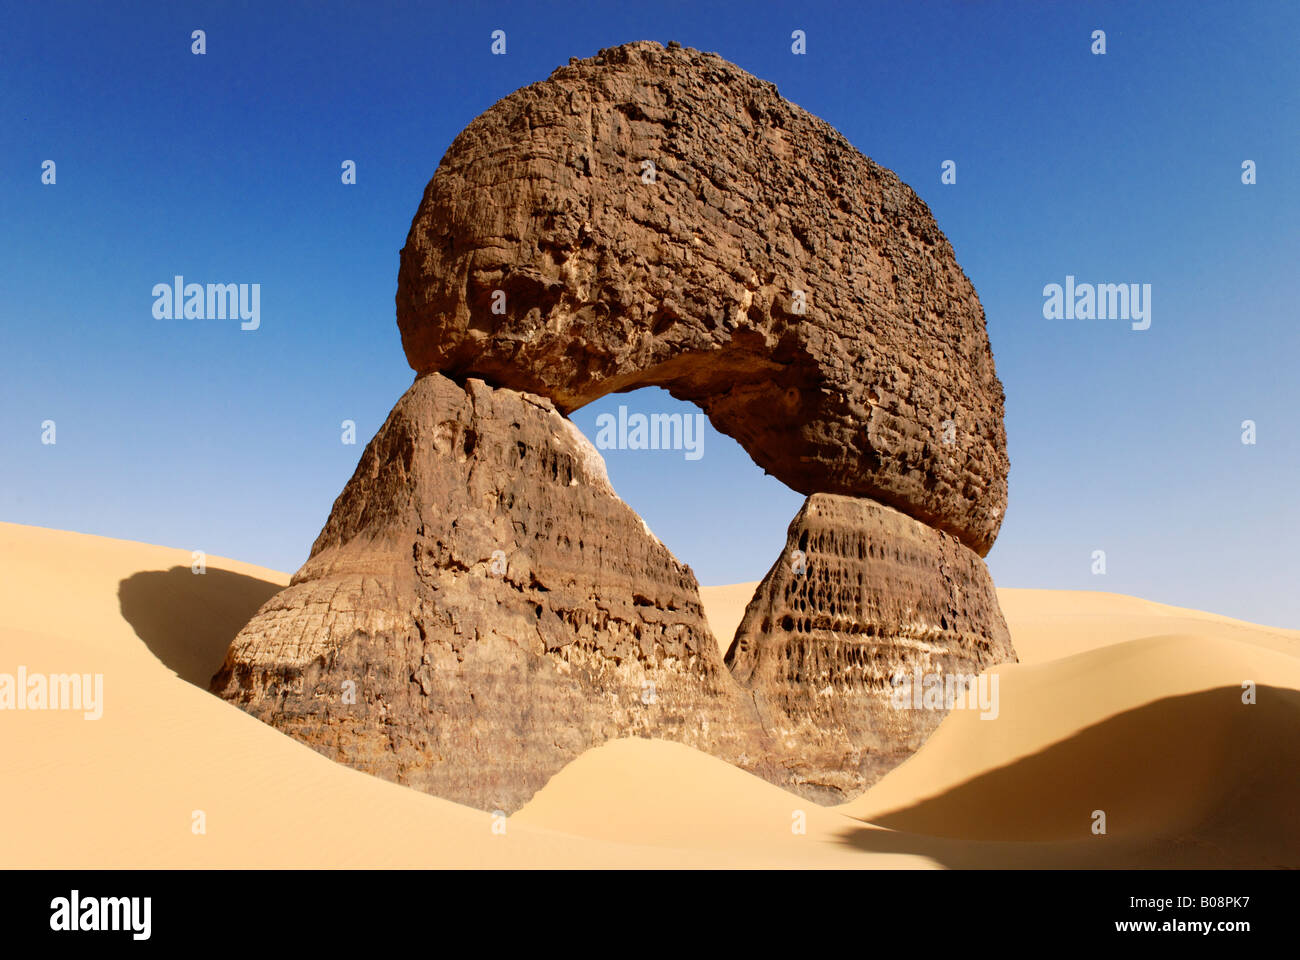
[726,493,1017,798]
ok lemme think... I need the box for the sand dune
[0,525,746,867]
[2,521,1296,868]
[996,588,1300,664]
[836,636,1300,867]
[698,582,756,658]
[700,581,1300,662]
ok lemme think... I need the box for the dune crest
[2,522,1296,868]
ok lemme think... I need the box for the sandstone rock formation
[396,41,1008,555]
[214,40,1018,814]
[212,373,779,812]
[726,493,1015,796]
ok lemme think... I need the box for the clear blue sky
[3,2,1297,627]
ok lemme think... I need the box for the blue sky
[3,1,1297,626]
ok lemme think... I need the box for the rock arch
[397,41,1007,555]
[214,42,1017,812]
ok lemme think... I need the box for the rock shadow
[118,566,283,687]
[834,686,1300,868]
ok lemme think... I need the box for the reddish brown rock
[214,41,1019,814]
[725,493,1017,797]
[397,40,1008,555]
[211,372,782,813]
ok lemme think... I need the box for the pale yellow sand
[699,581,1300,663]
[2,522,1297,868]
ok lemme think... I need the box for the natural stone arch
[213,42,1018,814]
[397,41,1008,555]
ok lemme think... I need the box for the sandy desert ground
[1,520,1297,868]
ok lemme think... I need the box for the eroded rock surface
[212,373,779,812]
[396,41,1008,555]
[216,41,1019,813]
[726,493,1017,797]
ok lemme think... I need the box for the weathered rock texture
[215,41,1019,813]
[397,41,1008,555]
[212,372,781,812]
[726,493,1016,796]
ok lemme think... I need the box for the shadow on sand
[118,566,283,688]
[835,686,1300,868]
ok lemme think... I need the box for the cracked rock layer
[727,493,1016,795]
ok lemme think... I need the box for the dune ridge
[2,522,1296,868]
